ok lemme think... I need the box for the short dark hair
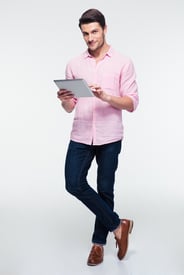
[78,9,106,29]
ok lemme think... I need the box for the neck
[89,43,110,60]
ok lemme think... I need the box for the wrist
[103,94,111,103]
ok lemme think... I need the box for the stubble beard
[88,35,105,55]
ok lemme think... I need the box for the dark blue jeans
[65,140,122,245]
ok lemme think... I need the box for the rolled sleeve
[120,59,139,111]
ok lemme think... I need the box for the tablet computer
[54,79,94,97]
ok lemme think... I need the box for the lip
[88,41,96,47]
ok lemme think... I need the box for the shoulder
[66,51,87,67]
[109,47,135,72]
[65,51,87,78]
[110,47,132,64]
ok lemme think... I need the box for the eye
[82,32,88,37]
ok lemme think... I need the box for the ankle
[113,223,122,239]
[93,243,103,248]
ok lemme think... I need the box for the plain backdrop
[0,0,184,274]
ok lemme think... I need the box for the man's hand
[57,89,74,102]
[89,85,134,111]
[90,85,111,102]
[57,89,76,113]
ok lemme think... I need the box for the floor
[0,200,183,275]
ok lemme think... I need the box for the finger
[57,90,73,97]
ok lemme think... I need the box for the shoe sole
[87,261,103,266]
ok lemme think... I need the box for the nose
[88,33,93,42]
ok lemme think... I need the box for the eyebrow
[82,28,99,35]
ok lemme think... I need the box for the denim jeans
[65,140,122,245]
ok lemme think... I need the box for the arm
[91,59,139,112]
[105,94,134,112]
[91,87,134,112]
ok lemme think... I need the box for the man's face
[80,22,107,53]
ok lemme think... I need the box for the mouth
[88,41,96,47]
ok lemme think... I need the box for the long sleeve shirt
[65,46,139,145]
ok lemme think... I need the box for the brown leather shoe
[115,219,133,260]
[87,244,104,266]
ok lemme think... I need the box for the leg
[92,140,122,245]
[65,140,120,232]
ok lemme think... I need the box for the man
[57,8,139,266]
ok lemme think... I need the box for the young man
[57,9,139,266]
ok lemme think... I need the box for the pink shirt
[65,47,139,145]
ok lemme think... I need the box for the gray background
[0,0,184,274]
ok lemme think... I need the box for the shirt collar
[83,46,113,58]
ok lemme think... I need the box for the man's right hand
[57,89,76,113]
[57,89,74,102]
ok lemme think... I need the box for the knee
[65,179,81,196]
[65,182,78,196]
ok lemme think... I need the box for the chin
[89,46,98,53]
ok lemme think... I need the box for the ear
[104,25,107,34]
